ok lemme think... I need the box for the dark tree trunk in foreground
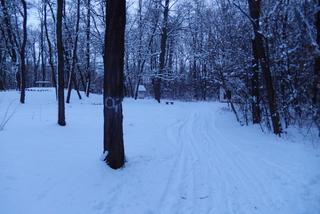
[20,0,27,104]
[57,0,66,126]
[153,0,169,103]
[103,0,126,169]
[251,39,261,124]
[248,0,282,135]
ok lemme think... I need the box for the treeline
[0,0,319,135]
[0,0,96,98]
[125,0,319,135]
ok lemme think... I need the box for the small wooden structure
[35,81,51,87]
[219,87,231,103]
[137,85,147,99]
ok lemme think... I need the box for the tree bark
[154,0,169,103]
[40,14,46,87]
[248,0,282,135]
[44,1,57,96]
[313,0,320,105]
[66,0,82,103]
[57,0,66,126]
[20,0,27,104]
[85,0,91,97]
[0,50,4,90]
[103,0,126,169]
[251,39,261,124]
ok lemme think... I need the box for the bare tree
[248,0,282,135]
[153,0,170,103]
[57,0,66,126]
[66,0,82,103]
[103,0,126,169]
[85,0,91,97]
[20,0,27,104]
[314,0,320,105]
[44,0,57,96]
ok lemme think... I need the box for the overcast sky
[27,0,40,28]
[26,0,139,28]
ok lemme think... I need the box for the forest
[1,0,319,136]
[0,0,320,213]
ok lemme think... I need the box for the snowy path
[159,108,320,214]
[0,90,319,214]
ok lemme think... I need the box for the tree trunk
[32,40,39,86]
[154,0,169,103]
[20,0,27,104]
[85,0,91,97]
[57,0,66,126]
[103,0,126,169]
[44,1,57,96]
[40,15,46,87]
[86,74,91,97]
[66,71,82,103]
[66,0,81,103]
[248,0,282,135]
[0,50,5,90]
[314,0,320,105]
[251,39,261,124]
[0,80,4,91]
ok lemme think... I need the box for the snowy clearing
[0,89,320,214]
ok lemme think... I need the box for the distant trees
[0,0,318,136]
[0,0,18,76]
[123,0,319,135]
[103,0,126,169]
[0,0,27,103]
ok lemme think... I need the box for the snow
[0,89,319,214]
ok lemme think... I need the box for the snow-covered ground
[0,89,319,214]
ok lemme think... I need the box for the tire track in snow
[159,111,226,214]
[202,112,277,213]
[158,115,192,213]
[159,111,212,214]
[157,105,313,214]
[200,110,294,213]
[186,111,228,214]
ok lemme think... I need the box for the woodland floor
[0,89,319,214]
